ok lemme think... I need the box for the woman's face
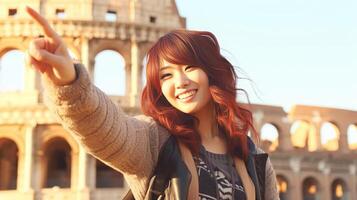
[159,59,212,114]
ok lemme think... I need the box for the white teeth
[178,90,196,99]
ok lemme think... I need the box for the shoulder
[246,136,266,155]
[133,115,171,150]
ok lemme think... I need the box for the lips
[176,89,198,100]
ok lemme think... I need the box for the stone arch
[260,122,279,152]
[0,43,26,57]
[331,178,349,200]
[93,49,126,96]
[302,176,321,200]
[276,174,289,200]
[320,122,340,151]
[91,41,129,61]
[290,120,315,150]
[347,124,357,150]
[0,49,26,92]
[0,138,19,190]
[41,130,79,155]
[0,134,24,155]
[41,137,72,188]
[95,159,124,188]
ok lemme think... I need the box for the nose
[175,73,190,89]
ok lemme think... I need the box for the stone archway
[320,122,340,151]
[331,178,349,200]
[260,123,279,152]
[0,138,18,190]
[347,124,357,150]
[277,174,289,200]
[93,49,126,96]
[302,177,321,200]
[41,137,72,188]
[0,49,25,92]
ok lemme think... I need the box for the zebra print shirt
[193,147,246,200]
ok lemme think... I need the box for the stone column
[24,44,41,103]
[309,122,323,151]
[80,37,97,84]
[349,164,356,200]
[125,63,132,100]
[130,34,140,107]
[290,173,302,200]
[18,123,36,198]
[338,124,349,153]
[319,164,331,200]
[278,124,293,151]
[289,157,302,200]
[75,146,93,200]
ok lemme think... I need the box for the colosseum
[0,0,356,200]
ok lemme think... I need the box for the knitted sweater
[43,64,279,200]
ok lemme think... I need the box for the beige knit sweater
[43,63,279,200]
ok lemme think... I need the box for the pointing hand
[25,6,76,86]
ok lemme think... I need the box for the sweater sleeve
[264,157,280,200]
[42,63,169,178]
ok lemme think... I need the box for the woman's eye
[160,73,171,80]
[185,66,195,71]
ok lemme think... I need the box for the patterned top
[193,146,246,200]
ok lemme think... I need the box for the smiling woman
[24,6,278,199]
[159,61,211,115]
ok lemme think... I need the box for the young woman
[25,6,279,200]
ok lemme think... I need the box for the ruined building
[0,0,356,199]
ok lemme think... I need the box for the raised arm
[25,6,168,178]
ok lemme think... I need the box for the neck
[193,101,219,142]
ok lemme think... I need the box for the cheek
[198,73,211,99]
[160,81,174,101]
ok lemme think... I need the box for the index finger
[26,6,60,42]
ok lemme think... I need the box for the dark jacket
[124,136,269,200]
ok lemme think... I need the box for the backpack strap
[234,157,256,200]
[177,141,199,200]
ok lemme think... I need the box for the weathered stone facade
[0,1,356,200]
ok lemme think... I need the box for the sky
[175,0,357,112]
[0,0,356,113]
[0,1,356,144]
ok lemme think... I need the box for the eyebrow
[160,66,173,71]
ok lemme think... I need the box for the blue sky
[175,0,357,112]
[0,1,356,112]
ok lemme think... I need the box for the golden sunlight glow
[321,122,339,151]
[277,180,287,193]
[290,120,309,148]
[261,123,279,151]
[335,184,344,198]
[290,120,320,151]
[308,185,317,194]
[348,124,357,149]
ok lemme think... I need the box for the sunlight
[321,122,339,151]
[260,123,279,151]
[348,124,357,149]
[261,123,279,141]
[94,50,126,96]
[0,49,25,92]
[290,120,310,148]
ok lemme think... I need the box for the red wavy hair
[141,30,257,160]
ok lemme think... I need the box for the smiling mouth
[176,89,198,101]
